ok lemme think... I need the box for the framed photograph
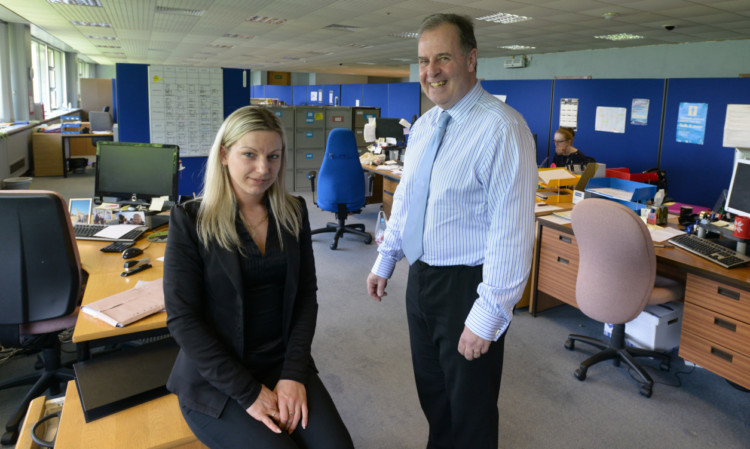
[92,207,120,225]
[69,198,92,224]
[119,211,146,226]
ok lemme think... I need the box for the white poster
[723,104,750,148]
[595,106,627,133]
[559,98,578,130]
[148,65,224,157]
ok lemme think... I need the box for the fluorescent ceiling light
[71,21,111,27]
[594,33,644,41]
[500,45,536,50]
[207,44,234,49]
[389,32,418,39]
[155,6,204,16]
[88,35,118,40]
[477,12,532,24]
[48,0,102,6]
[324,24,360,32]
[246,16,287,25]
[223,33,254,39]
[342,43,372,48]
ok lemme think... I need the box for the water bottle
[375,210,387,245]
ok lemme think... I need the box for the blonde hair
[196,106,301,251]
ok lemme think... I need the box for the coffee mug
[733,216,750,239]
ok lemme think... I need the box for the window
[31,39,66,111]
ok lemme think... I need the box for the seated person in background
[551,127,591,170]
[163,106,354,449]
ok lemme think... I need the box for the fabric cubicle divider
[115,63,150,144]
[292,85,309,105]
[341,84,364,107]
[483,79,554,166]
[387,82,421,124]
[362,84,389,118]
[265,85,293,106]
[551,78,665,173]
[660,78,750,208]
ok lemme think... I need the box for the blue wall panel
[551,78,665,173]
[341,84,363,106]
[265,85,293,105]
[363,84,389,117]
[483,79,553,165]
[223,68,250,117]
[292,85,308,105]
[115,63,150,143]
[387,82,420,123]
[251,85,265,99]
[660,78,750,207]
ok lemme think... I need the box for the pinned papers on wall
[676,102,708,145]
[722,104,750,148]
[559,98,579,130]
[631,98,650,126]
[595,106,626,133]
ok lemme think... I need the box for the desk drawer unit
[679,273,750,389]
[536,226,579,307]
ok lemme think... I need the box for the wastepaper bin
[2,177,33,190]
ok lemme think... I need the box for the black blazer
[163,196,318,418]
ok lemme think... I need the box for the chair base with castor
[0,341,75,445]
[564,322,670,398]
[311,203,372,249]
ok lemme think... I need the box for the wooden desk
[73,238,168,351]
[30,129,113,177]
[53,381,205,449]
[363,164,401,218]
[530,215,750,389]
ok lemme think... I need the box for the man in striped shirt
[366,13,537,449]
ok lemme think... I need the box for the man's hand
[366,272,388,301]
[457,326,491,361]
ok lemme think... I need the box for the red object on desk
[605,167,659,183]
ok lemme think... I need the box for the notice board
[147,65,224,157]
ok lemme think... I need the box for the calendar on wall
[147,65,224,157]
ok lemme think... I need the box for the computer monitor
[89,111,113,132]
[375,118,405,142]
[95,141,180,204]
[725,158,750,218]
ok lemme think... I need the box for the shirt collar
[435,80,482,125]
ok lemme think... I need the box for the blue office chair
[309,128,372,249]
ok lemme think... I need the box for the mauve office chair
[564,198,684,397]
[0,190,85,445]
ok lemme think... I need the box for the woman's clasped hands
[246,380,308,435]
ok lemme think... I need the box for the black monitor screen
[95,141,179,203]
[375,118,405,141]
[725,158,750,218]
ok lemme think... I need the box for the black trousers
[180,371,353,449]
[406,261,507,449]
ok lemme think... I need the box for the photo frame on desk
[120,210,145,226]
[92,207,120,225]
[69,198,92,224]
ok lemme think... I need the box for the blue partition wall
[387,82,421,123]
[483,79,553,165]
[265,85,293,105]
[660,78,750,207]
[115,63,149,143]
[292,85,309,105]
[341,84,363,106]
[551,79,665,172]
[363,84,389,117]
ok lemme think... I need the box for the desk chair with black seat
[0,190,85,445]
[308,128,372,249]
[564,198,684,397]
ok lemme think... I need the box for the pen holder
[655,205,669,226]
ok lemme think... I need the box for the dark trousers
[406,261,507,449]
[180,371,353,449]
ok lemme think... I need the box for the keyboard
[669,234,750,269]
[73,224,147,242]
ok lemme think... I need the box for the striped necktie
[402,111,451,264]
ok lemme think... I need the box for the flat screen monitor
[375,118,405,142]
[95,141,179,204]
[725,158,750,218]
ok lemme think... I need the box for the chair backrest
[0,190,82,326]
[571,198,656,324]
[89,111,113,132]
[316,128,366,213]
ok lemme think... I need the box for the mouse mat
[73,337,178,422]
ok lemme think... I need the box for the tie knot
[438,111,451,129]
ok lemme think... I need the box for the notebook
[73,337,179,422]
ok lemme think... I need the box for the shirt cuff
[465,301,509,342]
[372,253,397,279]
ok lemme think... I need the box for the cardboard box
[604,300,683,351]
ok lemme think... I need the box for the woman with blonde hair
[164,106,353,449]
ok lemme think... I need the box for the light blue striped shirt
[372,81,537,341]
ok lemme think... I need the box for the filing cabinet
[536,225,580,309]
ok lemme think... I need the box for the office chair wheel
[330,241,338,250]
[564,339,575,350]
[2,429,19,446]
[639,384,653,398]
[574,368,586,381]
[364,234,373,244]
[660,360,670,372]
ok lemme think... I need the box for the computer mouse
[122,247,144,259]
